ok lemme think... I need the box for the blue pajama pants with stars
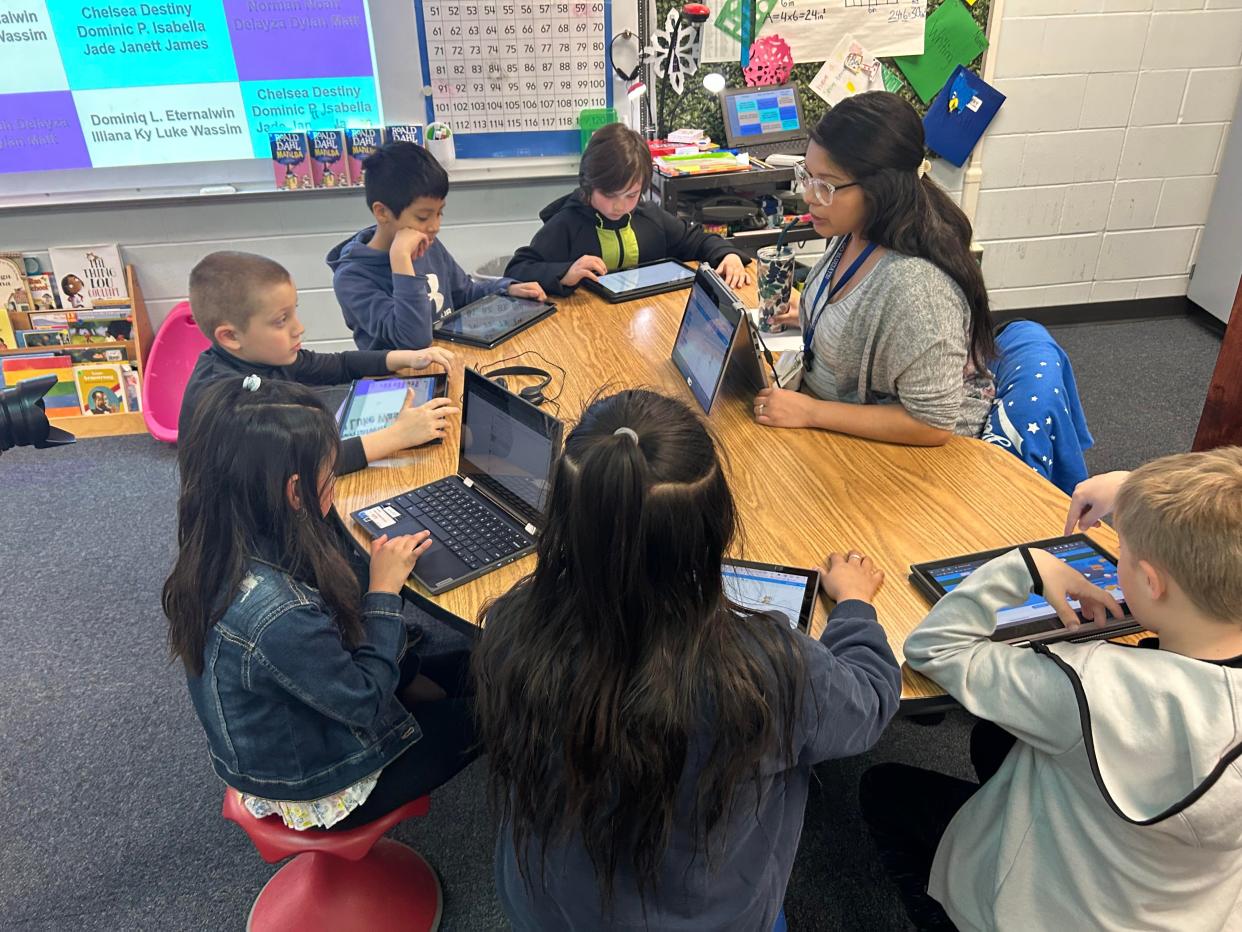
[982,321,1094,495]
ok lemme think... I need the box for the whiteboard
[0,0,633,206]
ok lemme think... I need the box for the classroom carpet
[0,314,1220,931]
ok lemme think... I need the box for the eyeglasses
[794,161,860,206]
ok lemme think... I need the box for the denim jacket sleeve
[250,591,407,730]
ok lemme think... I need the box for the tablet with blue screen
[909,534,1140,645]
[338,375,447,441]
[585,259,696,303]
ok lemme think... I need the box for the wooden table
[335,282,1122,705]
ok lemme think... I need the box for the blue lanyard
[803,236,878,370]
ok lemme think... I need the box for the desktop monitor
[719,84,807,150]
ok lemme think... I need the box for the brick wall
[974,0,1242,310]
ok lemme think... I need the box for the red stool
[222,790,442,932]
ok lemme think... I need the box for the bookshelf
[3,265,153,439]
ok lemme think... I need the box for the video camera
[0,375,76,456]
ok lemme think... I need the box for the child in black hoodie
[505,123,753,296]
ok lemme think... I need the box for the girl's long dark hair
[812,91,996,368]
[473,389,806,909]
[163,378,362,675]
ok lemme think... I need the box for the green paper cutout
[893,0,989,104]
[713,0,778,44]
[881,64,903,94]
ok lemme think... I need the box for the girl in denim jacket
[163,377,476,830]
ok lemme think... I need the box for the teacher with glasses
[755,92,996,446]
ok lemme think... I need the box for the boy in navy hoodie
[327,142,546,351]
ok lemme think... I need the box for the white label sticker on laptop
[364,506,395,529]
[384,505,401,519]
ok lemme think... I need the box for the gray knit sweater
[799,248,994,437]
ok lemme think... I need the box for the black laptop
[351,367,564,594]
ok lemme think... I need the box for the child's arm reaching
[904,549,1124,755]
[658,207,753,286]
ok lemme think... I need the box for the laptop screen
[459,368,562,522]
[720,84,805,148]
[671,272,742,413]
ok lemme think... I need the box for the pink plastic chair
[142,301,210,444]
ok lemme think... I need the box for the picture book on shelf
[64,345,129,364]
[25,273,62,309]
[386,124,425,146]
[74,364,128,415]
[271,131,314,190]
[48,245,128,309]
[2,354,78,417]
[16,329,69,347]
[0,254,32,313]
[65,317,132,344]
[122,364,142,412]
[345,127,382,185]
[0,309,16,350]
[308,129,347,188]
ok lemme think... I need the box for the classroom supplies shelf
[2,266,154,440]
[649,163,819,249]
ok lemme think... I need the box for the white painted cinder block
[1020,129,1125,185]
[1206,0,1242,8]
[1060,181,1116,232]
[1107,179,1163,229]
[1142,11,1242,68]
[1079,73,1141,128]
[1038,14,1151,75]
[1118,123,1226,178]
[980,135,1026,189]
[991,76,1088,133]
[988,282,1093,310]
[1103,0,1154,9]
[1096,227,1200,278]
[1006,0,1104,13]
[1090,279,1141,301]
[1154,0,1206,9]
[1156,175,1220,226]
[981,233,1103,288]
[993,18,1049,79]
[1181,68,1242,122]
[1136,274,1192,296]
[975,187,1065,239]
[1130,70,1190,125]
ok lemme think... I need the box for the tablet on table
[909,534,1140,645]
[724,559,820,632]
[433,294,557,349]
[337,374,447,440]
[584,259,697,303]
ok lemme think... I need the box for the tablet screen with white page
[723,559,818,631]
[596,261,696,294]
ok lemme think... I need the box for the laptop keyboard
[743,139,808,160]
[394,477,533,572]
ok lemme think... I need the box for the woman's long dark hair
[812,91,996,368]
[162,378,362,675]
[473,389,806,908]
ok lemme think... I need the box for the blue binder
[923,66,1006,168]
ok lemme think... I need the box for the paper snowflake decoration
[642,8,705,96]
[743,34,793,88]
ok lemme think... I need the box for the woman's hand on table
[821,551,885,604]
[754,386,816,429]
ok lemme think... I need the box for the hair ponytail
[473,390,805,910]
[811,92,996,368]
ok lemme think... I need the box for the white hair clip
[242,374,262,392]
[917,158,932,179]
[613,427,639,443]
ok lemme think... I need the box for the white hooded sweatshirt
[905,549,1242,932]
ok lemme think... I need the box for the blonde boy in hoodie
[863,447,1242,932]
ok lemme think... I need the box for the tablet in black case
[583,259,697,303]
[433,294,557,349]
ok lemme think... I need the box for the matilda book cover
[345,126,383,185]
[74,363,128,415]
[271,132,314,190]
[48,245,129,309]
[308,129,347,188]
